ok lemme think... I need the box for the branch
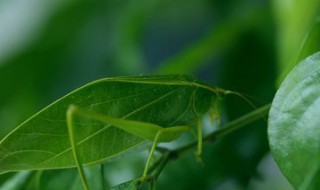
[176,104,271,155]
[148,104,271,177]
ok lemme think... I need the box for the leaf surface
[0,75,224,174]
[269,52,320,189]
[110,179,139,190]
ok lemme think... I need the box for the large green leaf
[0,75,224,174]
[269,52,320,189]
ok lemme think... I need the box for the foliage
[0,0,319,189]
[269,52,320,190]
[0,75,223,173]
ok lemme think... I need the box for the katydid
[65,75,231,190]
[0,75,240,190]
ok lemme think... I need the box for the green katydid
[0,75,241,189]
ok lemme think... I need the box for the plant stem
[205,104,270,140]
[167,103,270,160]
[145,104,271,185]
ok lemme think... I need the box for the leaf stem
[175,104,271,156]
[146,104,271,178]
[140,104,271,187]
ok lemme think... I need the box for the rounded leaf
[269,52,320,190]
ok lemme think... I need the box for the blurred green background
[0,0,319,189]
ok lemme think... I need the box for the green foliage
[269,52,320,190]
[1,0,319,189]
[0,75,222,174]
[157,3,267,74]
[273,0,320,83]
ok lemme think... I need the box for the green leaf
[0,75,224,174]
[269,52,320,189]
[110,179,139,190]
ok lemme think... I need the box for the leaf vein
[36,87,182,165]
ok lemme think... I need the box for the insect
[0,75,235,190]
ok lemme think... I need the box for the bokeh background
[0,0,319,189]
